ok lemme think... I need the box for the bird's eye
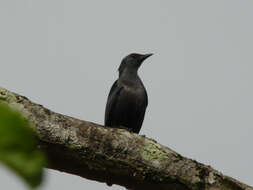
[131,54,138,59]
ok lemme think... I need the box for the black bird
[105,53,152,133]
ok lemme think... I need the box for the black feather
[104,53,151,133]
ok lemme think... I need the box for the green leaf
[0,103,46,189]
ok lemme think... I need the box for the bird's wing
[104,80,123,126]
[133,89,148,133]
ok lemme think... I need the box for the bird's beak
[140,53,153,62]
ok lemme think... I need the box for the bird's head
[118,53,153,75]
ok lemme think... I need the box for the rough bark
[0,87,252,190]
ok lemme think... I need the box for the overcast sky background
[0,1,252,189]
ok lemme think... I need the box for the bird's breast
[117,78,147,106]
[120,86,146,105]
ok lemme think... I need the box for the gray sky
[0,1,252,189]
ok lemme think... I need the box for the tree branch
[0,87,251,190]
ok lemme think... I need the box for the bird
[104,53,152,134]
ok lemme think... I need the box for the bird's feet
[117,125,133,133]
